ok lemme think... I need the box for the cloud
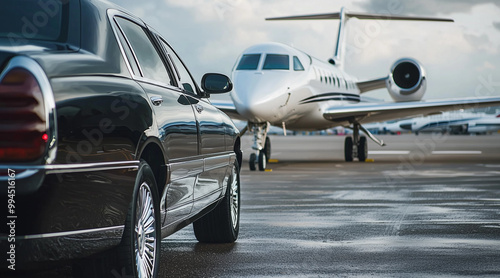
[356,0,500,16]
[494,22,500,32]
[110,0,354,79]
[108,0,500,101]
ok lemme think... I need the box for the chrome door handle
[150,96,163,106]
[195,104,204,114]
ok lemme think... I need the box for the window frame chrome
[107,9,180,91]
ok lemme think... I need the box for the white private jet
[214,8,500,171]
[363,111,500,135]
[406,111,500,135]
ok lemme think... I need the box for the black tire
[344,137,353,162]
[118,160,161,278]
[193,160,240,243]
[264,136,271,162]
[249,153,256,171]
[358,136,367,162]
[258,150,267,171]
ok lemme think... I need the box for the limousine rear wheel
[120,161,161,278]
[193,160,240,243]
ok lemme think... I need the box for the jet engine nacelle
[386,58,426,102]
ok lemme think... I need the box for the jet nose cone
[231,84,273,122]
[231,71,291,123]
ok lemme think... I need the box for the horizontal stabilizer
[266,9,453,69]
[266,12,454,22]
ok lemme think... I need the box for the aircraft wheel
[358,136,367,162]
[344,137,353,162]
[249,153,256,171]
[258,150,267,171]
[263,136,271,163]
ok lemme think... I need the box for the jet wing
[323,97,500,124]
[211,99,248,121]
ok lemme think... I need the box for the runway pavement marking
[368,151,410,155]
[432,151,482,155]
[368,150,483,155]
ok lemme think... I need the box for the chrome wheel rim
[230,165,239,229]
[134,182,157,278]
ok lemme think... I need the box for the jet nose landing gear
[248,122,271,171]
[249,149,268,171]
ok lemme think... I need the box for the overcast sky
[109,0,500,101]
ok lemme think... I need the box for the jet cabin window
[236,54,261,70]
[293,56,304,71]
[263,54,289,70]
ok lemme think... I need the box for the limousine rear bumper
[0,161,139,268]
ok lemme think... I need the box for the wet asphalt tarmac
[162,134,500,277]
[16,134,500,277]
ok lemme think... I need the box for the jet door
[159,40,228,214]
[114,16,200,226]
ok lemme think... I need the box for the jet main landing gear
[344,135,367,162]
[344,122,384,162]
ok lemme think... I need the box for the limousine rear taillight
[0,68,47,162]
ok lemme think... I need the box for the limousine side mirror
[201,73,233,97]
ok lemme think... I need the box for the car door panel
[139,82,199,226]
[185,96,231,214]
[113,16,204,227]
[191,98,227,155]
[156,36,233,219]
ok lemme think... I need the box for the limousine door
[157,40,229,214]
[113,16,199,227]
[186,95,228,213]
[141,83,199,225]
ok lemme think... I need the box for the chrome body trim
[20,225,125,240]
[0,160,140,177]
[204,153,235,172]
[168,158,204,182]
[0,225,125,264]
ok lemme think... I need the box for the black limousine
[0,0,242,277]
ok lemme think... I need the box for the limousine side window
[115,17,172,85]
[114,24,141,76]
[159,39,197,94]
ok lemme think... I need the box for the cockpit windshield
[293,56,304,71]
[263,54,289,70]
[236,54,261,70]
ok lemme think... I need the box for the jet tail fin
[266,8,453,69]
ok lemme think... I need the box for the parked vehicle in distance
[0,0,242,277]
